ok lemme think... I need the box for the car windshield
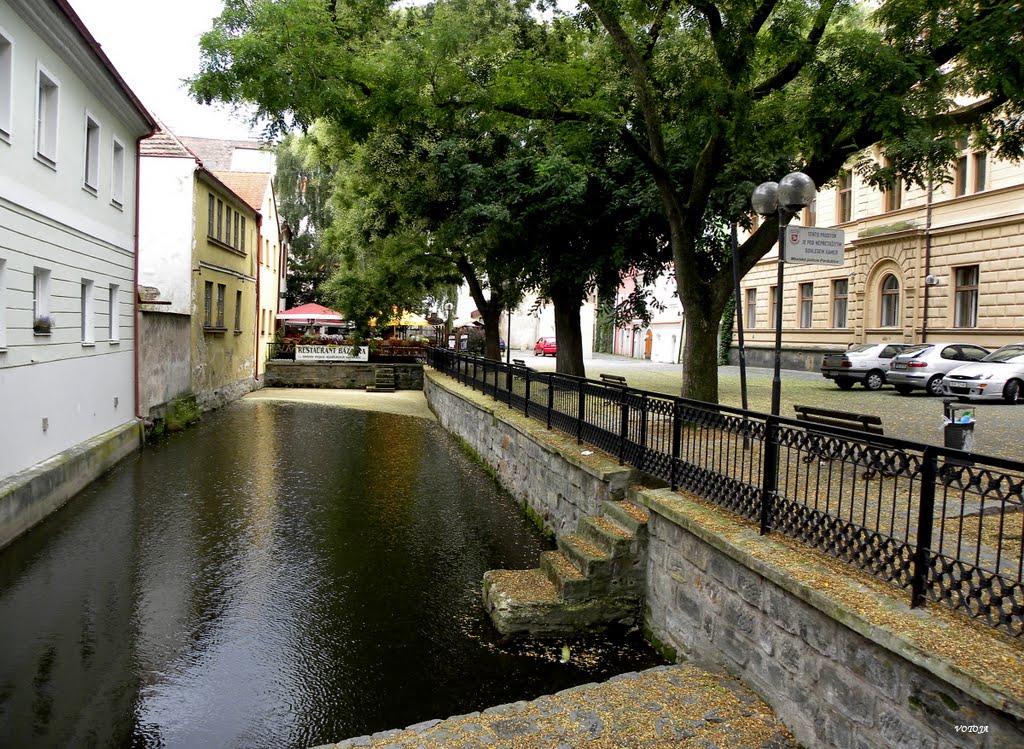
[982,344,1024,363]
[845,344,875,354]
[897,344,930,358]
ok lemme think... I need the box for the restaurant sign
[296,345,369,362]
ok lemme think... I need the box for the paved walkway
[314,665,795,749]
[243,387,436,420]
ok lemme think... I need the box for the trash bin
[943,399,976,452]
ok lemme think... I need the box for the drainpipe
[133,136,144,420]
[921,178,934,343]
[254,215,262,384]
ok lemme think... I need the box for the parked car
[534,337,557,356]
[887,342,991,396]
[820,342,914,390]
[941,343,1024,403]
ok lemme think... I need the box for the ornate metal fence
[427,348,1024,638]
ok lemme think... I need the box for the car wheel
[835,379,855,390]
[926,376,945,397]
[895,385,914,396]
[1003,379,1022,404]
[863,371,885,391]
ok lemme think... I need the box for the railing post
[671,401,682,491]
[546,374,554,429]
[576,383,586,445]
[759,415,779,535]
[638,393,648,471]
[618,396,629,465]
[911,447,939,608]
[524,369,531,417]
[472,357,477,390]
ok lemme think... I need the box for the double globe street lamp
[751,172,817,416]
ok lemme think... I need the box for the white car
[941,343,1024,403]
[820,342,914,390]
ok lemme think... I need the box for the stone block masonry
[267,361,424,391]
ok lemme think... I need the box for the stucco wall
[138,310,192,417]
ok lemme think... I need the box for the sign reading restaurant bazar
[784,226,846,266]
[296,345,369,362]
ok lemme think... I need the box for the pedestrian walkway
[314,665,796,749]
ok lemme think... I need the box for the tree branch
[748,0,841,101]
[642,0,673,62]
[748,0,781,38]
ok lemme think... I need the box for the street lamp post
[751,172,817,416]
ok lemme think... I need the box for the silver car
[820,342,914,390]
[941,343,1024,403]
[887,342,990,396]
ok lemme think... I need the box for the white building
[0,0,154,546]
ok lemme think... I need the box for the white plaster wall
[138,157,196,315]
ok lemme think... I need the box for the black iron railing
[427,348,1024,638]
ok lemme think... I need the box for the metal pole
[770,209,788,417]
[731,222,749,413]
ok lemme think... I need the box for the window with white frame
[799,283,814,328]
[84,115,100,191]
[882,156,902,212]
[81,279,95,344]
[0,28,12,141]
[108,283,120,340]
[954,265,979,328]
[973,152,987,193]
[111,138,125,207]
[33,267,51,331]
[744,288,757,329]
[832,279,848,328]
[35,66,59,165]
[880,273,900,327]
[836,172,852,223]
[801,198,817,227]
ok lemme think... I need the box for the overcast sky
[70,0,261,140]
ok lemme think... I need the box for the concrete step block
[578,515,635,559]
[602,499,650,535]
[558,534,613,580]
[540,550,591,601]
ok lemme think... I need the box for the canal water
[0,400,662,748]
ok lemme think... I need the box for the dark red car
[534,337,557,356]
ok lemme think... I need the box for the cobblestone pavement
[314,665,795,749]
[521,353,1023,461]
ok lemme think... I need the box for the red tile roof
[212,171,271,212]
[141,123,197,158]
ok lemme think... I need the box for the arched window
[880,273,900,327]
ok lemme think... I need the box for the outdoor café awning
[277,303,344,324]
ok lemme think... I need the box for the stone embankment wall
[267,361,424,391]
[423,371,636,537]
[423,369,1024,749]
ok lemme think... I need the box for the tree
[192,0,1024,400]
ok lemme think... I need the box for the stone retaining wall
[423,369,1024,749]
[424,371,635,536]
[267,361,424,391]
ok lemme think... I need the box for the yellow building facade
[738,145,1024,370]
[191,172,260,404]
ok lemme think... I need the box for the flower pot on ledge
[33,316,54,335]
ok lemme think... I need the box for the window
[802,198,816,227]
[111,138,125,207]
[33,267,51,322]
[234,289,242,332]
[0,258,6,348]
[973,152,987,193]
[883,160,902,212]
[954,154,968,196]
[769,286,778,327]
[880,273,900,327]
[84,115,100,191]
[241,217,246,252]
[108,284,120,340]
[216,200,223,241]
[225,207,232,245]
[216,284,226,328]
[0,29,12,140]
[36,66,59,165]
[799,283,813,328]
[836,172,852,223]
[954,265,979,328]
[233,212,240,249]
[207,194,215,236]
[81,279,95,344]
[744,288,757,329]
[204,281,213,326]
[832,279,848,328]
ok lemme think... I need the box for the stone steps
[366,365,396,392]
[482,499,649,636]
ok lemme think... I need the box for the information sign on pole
[784,226,845,265]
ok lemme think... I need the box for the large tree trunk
[456,254,503,360]
[551,285,586,378]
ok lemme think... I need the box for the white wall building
[0,0,154,535]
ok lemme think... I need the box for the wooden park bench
[793,404,888,478]
[599,373,628,386]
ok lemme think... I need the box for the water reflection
[0,400,662,748]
